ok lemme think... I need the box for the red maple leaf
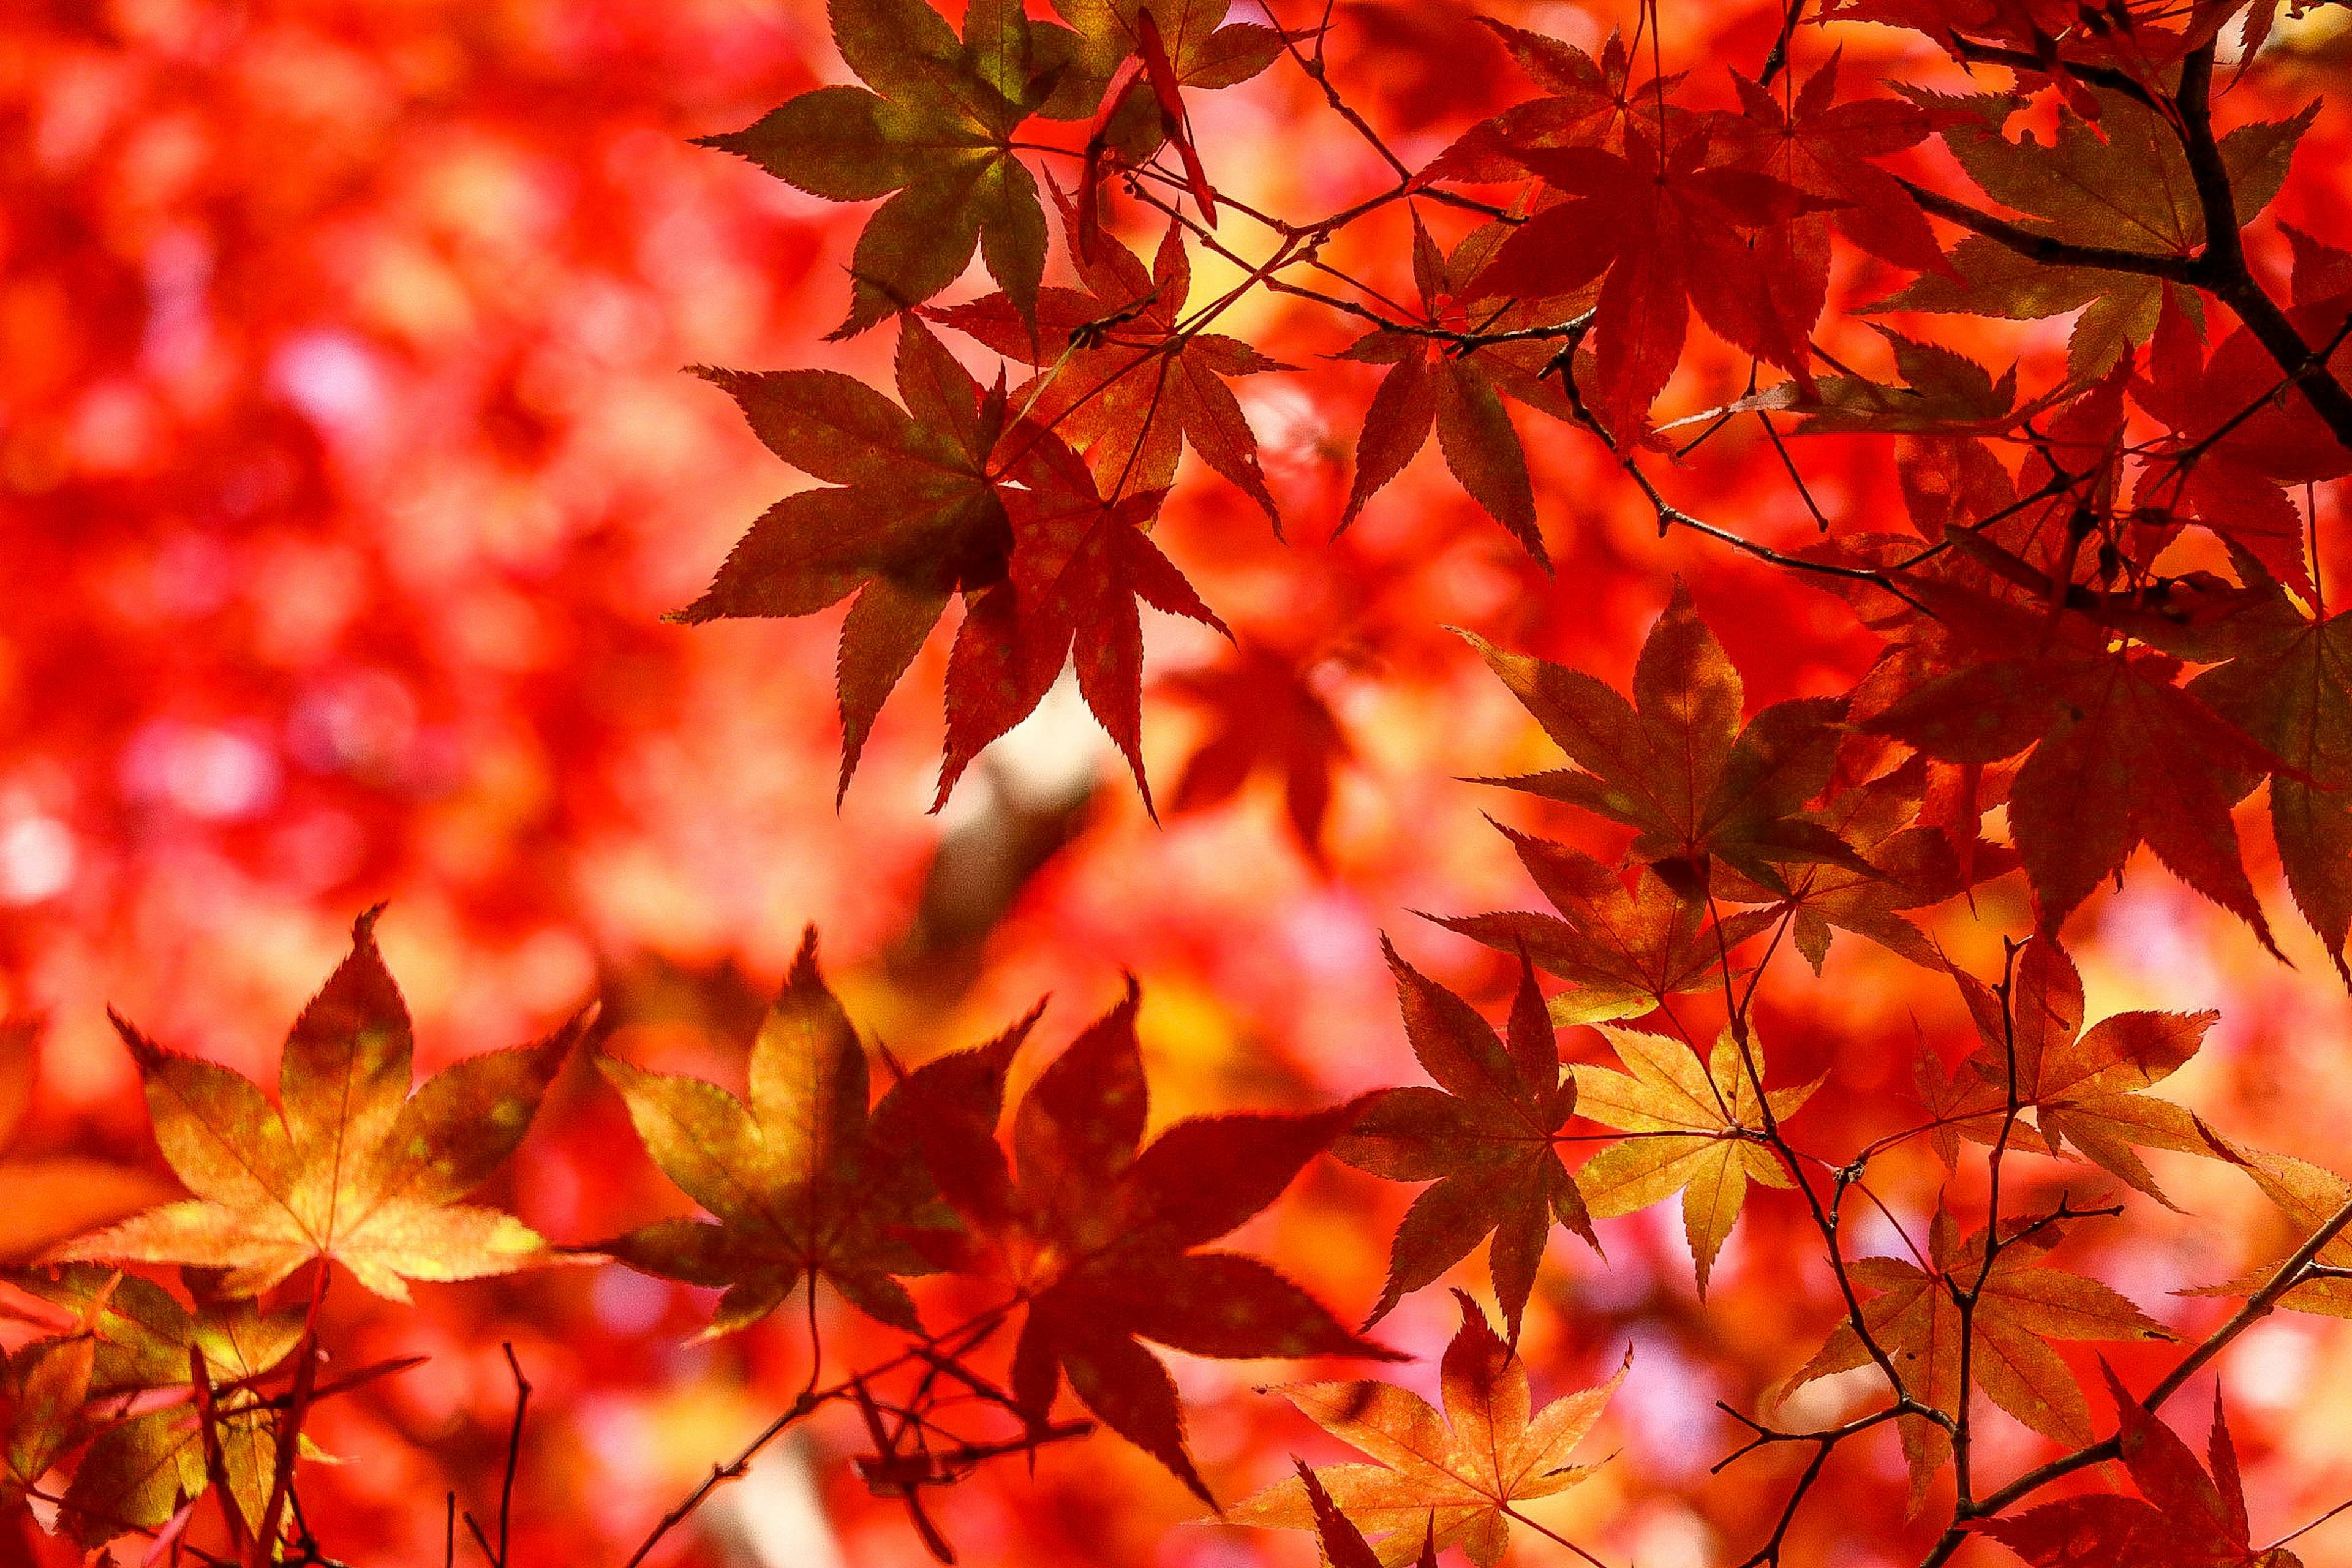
[940,419,1225,807]
[1978,1368,2302,1568]
[1470,120,1836,444]
[918,983,1400,1502]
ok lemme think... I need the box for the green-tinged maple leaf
[2188,570,2352,983]
[1929,940,2220,1204]
[699,0,1083,337]
[1667,327,2071,440]
[918,982,1396,1503]
[1050,0,1284,214]
[7,1265,303,1402]
[1467,584,1872,897]
[0,1019,168,1264]
[53,908,587,1302]
[1978,1371,2301,1568]
[595,926,1034,1336]
[933,209,1289,524]
[1334,944,1595,1341]
[672,317,1013,797]
[1333,214,1568,561]
[1052,0,1284,95]
[2,1267,308,1547]
[938,418,1226,807]
[1229,1293,1624,1568]
[1786,1210,2174,1509]
[4,1317,92,1513]
[1436,828,1777,1023]
[1868,585,2283,949]
[62,1403,276,1548]
[1570,1027,1819,1296]
[1875,87,2312,382]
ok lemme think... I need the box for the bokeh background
[6,1,2352,1564]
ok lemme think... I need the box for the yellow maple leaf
[1229,1292,1624,1568]
[1570,1026,1821,1296]
[52,909,589,1300]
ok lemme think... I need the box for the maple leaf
[6,1265,304,1405]
[2189,1137,2352,1319]
[1675,326,2070,440]
[1716,52,1950,344]
[1714,755,2007,972]
[1470,120,1838,443]
[1425,23,1682,183]
[1436,828,1777,1024]
[1786,1211,2174,1507]
[595,926,1035,1336]
[1295,1460,1438,1568]
[1570,1027,1820,1297]
[1978,1370,2301,1568]
[1058,0,1289,90]
[699,0,1087,337]
[1334,214,1562,560]
[938,418,1226,806]
[1051,0,1285,242]
[4,1267,307,1546]
[1229,1292,1624,1567]
[1868,584,2284,948]
[2188,570,2352,984]
[1334,944,1596,1341]
[1161,641,1354,864]
[3,1303,93,1520]
[53,909,588,1302]
[919,982,1396,1502]
[1468,583,1872,898]
[1875,87,2312,381]
[672,317,1014,796]
[0,1019,168,1263]
[933,208,1289,525]
[2133,296,2352,597]
[1929,940,2220,1205]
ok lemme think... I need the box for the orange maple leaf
[594,927,1037,1337]
[53,910,589,1301]
[1231,1292,1624,1567]
[1786,1210,2174,1508]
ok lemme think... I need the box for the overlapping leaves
[595,927,1033,1336]
[1875,86,2310,381]
[1981,1372,2301,1568]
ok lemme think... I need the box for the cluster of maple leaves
[9,0,2352,1564]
